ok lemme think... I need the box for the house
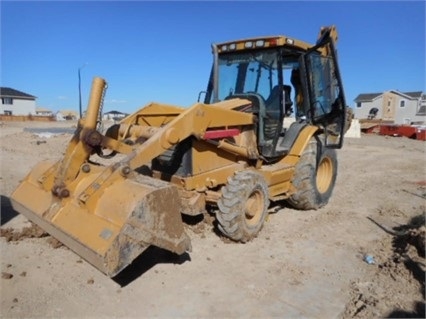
[57,109,79,120]
[103,110,128,121]
[0,87,37,115]
[353,90,426,125]
[35,107,53,116]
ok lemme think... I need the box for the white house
[57,109,78,120]
[0,87,37,115]
[353,90,426,125]
[35,107,53,116]
[103,110,128,121]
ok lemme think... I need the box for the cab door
[302,32,347,148]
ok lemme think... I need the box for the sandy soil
[0,120,425,318]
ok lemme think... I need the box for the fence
[0,115,56,122]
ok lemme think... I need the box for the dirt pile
[343,213,425,318]
[1,121,425,318]
[0,223,63,248]
[0,223,49,241]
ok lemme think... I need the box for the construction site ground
[0,120,425,319]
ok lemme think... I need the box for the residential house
[353,90,426,125]
[103,110,128,121]
[0,87,37,115]
[35,107,53,116]
[57,109,78,120]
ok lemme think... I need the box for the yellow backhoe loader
[11,25,350,277]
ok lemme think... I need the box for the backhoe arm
[316,25,339,56]
[317,25,338,46]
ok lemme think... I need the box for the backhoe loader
[10,25,350,277]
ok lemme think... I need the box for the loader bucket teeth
[10,161,191,277]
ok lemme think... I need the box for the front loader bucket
[10,160,191,277]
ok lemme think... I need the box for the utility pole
[78,63,88,119]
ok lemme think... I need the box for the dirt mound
[0,223,63,248]
[0,223,49,241]
[343,214,425,318]
[1,122,425,318]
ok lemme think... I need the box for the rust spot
[60,188,70,198]
[84,129,103,147]
[414,180,426,186]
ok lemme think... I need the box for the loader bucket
[10,160,191,277]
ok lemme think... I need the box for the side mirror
[197,91,207,103]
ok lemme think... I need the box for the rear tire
[287,136,337,210]
[217,171,270,242]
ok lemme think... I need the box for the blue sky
[1,1,425,114]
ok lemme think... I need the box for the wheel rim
[316,156,333,194]
[244,189,264,227]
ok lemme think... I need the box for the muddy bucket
[10,160,191,277]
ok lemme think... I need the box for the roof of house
[354,93,382,102]
[0,87,36,99]
[58,110,78,116]
[354,90,424,102]
[104,110,126,115]
[403,91,423,98]
[35,107,52,113]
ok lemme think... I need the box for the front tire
[217,171,270,242]
[287,136,338,210]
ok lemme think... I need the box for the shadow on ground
[112,246,191,287]
[1,195,19,225]
[386,301,425,318]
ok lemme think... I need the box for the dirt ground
[0,120,425,319]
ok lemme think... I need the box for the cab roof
[213,35,314,54]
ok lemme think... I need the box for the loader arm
[125,100,255,169]
[79,91,256,207]
[44,77,108,198]
[11,78,255,276]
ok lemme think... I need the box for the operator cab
[204,31,346,160]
